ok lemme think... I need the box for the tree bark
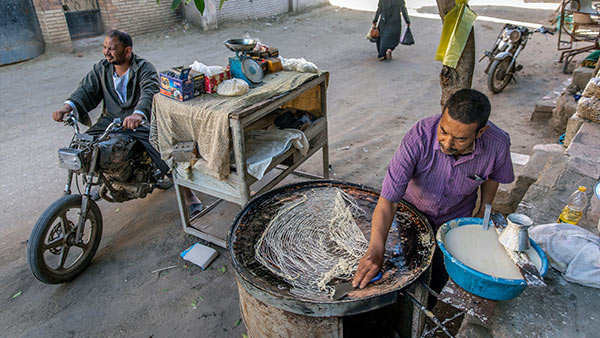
[436,0,476,107]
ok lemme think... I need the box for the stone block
[522,143,564,182]
[531,99,555,121]
[518,154,599,226]
[552,92,577,132]
[572,66,595,90]
[566,122,600,163]
[564,113,586,147]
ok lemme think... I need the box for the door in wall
[62,0,104,39]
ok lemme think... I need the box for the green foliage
[158,0,228,14]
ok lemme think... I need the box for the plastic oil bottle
[557,186,588,225]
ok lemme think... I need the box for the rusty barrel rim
[227,180,435,317]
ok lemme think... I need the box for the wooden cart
[167,73,329,248]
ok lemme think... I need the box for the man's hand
[123,114,143,129]
[52,104,72,122]
[352,196,398,288]
[353,246,385,289]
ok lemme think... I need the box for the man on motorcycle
[51,30,203,213]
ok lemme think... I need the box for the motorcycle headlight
[58,148,83,170]
[509,29,521,43]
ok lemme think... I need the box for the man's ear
[125,46,132,57]
[476,125,489,138]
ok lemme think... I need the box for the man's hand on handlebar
[52,104,73,122]
[123,114,143,129]
[352,245,385,289]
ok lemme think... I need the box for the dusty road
[0,3,567,337]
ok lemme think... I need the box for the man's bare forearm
[353,196,398,288]
[369,197,398,251]
[475,179,500,217]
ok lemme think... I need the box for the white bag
[529,223,600,288]
[189,61,225,77]
[279,57,318,73]
[216,79,249,96]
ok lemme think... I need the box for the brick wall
[33,0,73,50]
[214,0,289,22]
[98,0,181,36]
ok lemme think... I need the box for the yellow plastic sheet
[435,0,477,69]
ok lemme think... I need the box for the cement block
[510,152,530,167]
[563,113,586,147]
[566,122,600,164]
[572,66,595,90]
[494,148,561,214]
[531,99,555,121]
[552,93,577,132]
[518,154,599,226]
[522,143,564,182]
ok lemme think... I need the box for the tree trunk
[436,0,476,107]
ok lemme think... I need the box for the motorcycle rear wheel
[487,58,514,93]
[27,194,103,284]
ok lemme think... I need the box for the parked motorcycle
[28,115,167,284]
[481,24,553,93]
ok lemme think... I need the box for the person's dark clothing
[373,0,410,58]
[86,119,169,175]
[67,54,168,175]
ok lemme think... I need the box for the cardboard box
[174,67,205,97]
[266,57,282,73]
[204,68,231,94]
[159,71,194,101]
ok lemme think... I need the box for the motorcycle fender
[493,51,513,61]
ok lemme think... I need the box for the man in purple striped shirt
[353,89,515,303]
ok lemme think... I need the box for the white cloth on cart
[243,128,309,180]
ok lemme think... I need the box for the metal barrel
[0,0,45,65]
[228,180,435,337]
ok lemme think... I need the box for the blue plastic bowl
[436,217,549,301]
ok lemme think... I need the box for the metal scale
[224,38,264,86]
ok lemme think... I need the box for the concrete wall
[214,0,289,22]
[213,0,327,22]
[295,0,327,11]
[98,0,180,36]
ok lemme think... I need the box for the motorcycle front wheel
[487,58,514,93]
[27,194,103,284]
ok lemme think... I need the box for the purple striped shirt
[381,115,515,227]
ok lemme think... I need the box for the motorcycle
[28,114,168,284]
[481,24,553,93]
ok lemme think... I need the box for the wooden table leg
[231,119,250,205]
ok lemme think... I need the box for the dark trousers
[428,243,450,309]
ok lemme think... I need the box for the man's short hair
[107,30,133,48]
[443,88,491,130]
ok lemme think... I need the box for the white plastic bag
[529,223,600,288]
[189,61,225,77]
[217,79,249,96]
[278,57,318,73]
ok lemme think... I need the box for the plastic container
[557,186,588,225]
[436,217,548,301]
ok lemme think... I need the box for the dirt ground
[0,3,570,338]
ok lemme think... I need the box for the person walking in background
[372,0,411,61]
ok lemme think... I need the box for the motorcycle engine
[97,134,155,202]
